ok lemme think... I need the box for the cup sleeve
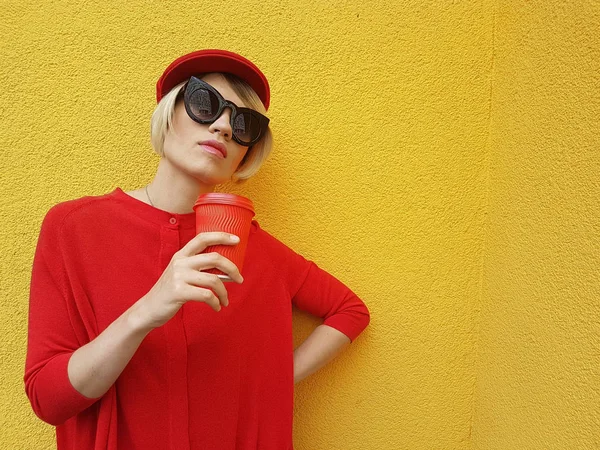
[24,207,101,426]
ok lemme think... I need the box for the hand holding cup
[137,232,243,331]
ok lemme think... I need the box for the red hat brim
[155,49,270,110]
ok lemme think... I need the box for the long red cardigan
[24,187,370,449]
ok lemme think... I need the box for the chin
[165,152,231,184]
[188,168,229,186]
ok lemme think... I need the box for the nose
[208,107,233,139]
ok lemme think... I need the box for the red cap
[156,49,270,110]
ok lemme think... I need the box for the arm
[293,324,351,384]
[68,231,241,400]
[25,207,238,425]
[291,261,370,383]
[24,209,155,425]
[66,300,153,399]
[257,226,370,382]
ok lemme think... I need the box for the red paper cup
[193,193,255,282]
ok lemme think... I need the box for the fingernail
[230,235,240,242]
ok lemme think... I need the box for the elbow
[356,301,371,335]
[23,353,95,426]
[328,296,371,343]
[351,294,371,329]
[25,378,69,426]
[363,307,371,331]
[35,409,70,427]
[351,296,371,341]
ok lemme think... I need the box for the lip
[198,140,227,158]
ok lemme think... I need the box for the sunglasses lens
[187,87,220,121]
[233,112,262,144]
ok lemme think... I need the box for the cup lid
[193,193,255,213]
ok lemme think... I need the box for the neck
[147,158,216,214]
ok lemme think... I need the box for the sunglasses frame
[182,76,270,147]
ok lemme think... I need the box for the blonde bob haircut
[150,72,273,184]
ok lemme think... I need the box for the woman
[24,49,370,450]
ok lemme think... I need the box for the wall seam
[469,0,497,447]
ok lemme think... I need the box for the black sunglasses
[182,76,270,147]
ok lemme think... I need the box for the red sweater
[24,187,370,450]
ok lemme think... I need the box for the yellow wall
[2,1,596,449]
[472,2,600,449]
[2,1,491,448]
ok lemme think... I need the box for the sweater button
[169,217,177,225]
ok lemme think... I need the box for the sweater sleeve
[261,228,370,342]
[291,259,370,342]
[24,206,101,426]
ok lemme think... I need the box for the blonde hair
[150,72,273,184]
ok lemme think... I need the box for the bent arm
[292,261,371,342]
[291,261,370,382]
[24,207,157,426]
[25,288,153,426]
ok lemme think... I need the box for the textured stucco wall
[472,2,600,449]
[2,1,492,449]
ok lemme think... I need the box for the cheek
[164,130,197,156]
[171,107,207,145]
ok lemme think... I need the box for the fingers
[184,252,244,284]
[185,285,223,312]
[178,232,240,258]
[183,271,229,309]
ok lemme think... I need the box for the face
[162,73,250,186]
